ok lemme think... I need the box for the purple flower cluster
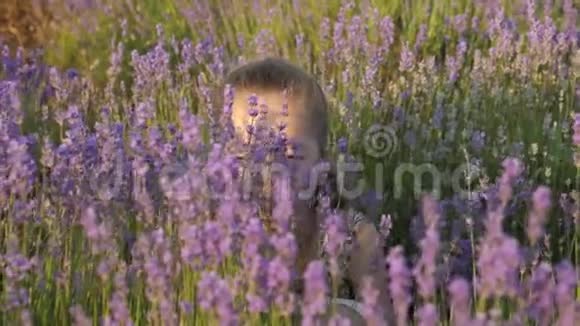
[413,195,441,324]
[197,271,238,325]
[477,159,525,301]
[301,260,328,324]
[387,246,412,326]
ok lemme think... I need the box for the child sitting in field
[222,57,396,324]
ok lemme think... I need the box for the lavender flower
[3,137,37,199]
[563,0,577,38]
[241,218,269,314]
[525,262,556,325]
[179,224,205,268]
[413,195,441,301]
[197,271,239,325]
[301,260,328,322]
[416,303,437,326]
[360,276,386,326]
[254,29,276,57]
[379,16,395,55]
[106,264,134,326]
[527,186,552,245]
[267,256,295,316]
[470,130,486,153]
[477,227,522,300]
[347,15,366,56]
[133,230,178,325]
[80,206,114,255]
[70,305,92,326]
[1,235,38,312]
[387,246,411,326]
[448,278,471,325]
[323,212,348,279]
[498,158,524,207]
[554,261,579,325]
[220,84,236,145]
[399,42,415,72]
[129,43,171,97]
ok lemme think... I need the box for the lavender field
[1,0,579,325]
